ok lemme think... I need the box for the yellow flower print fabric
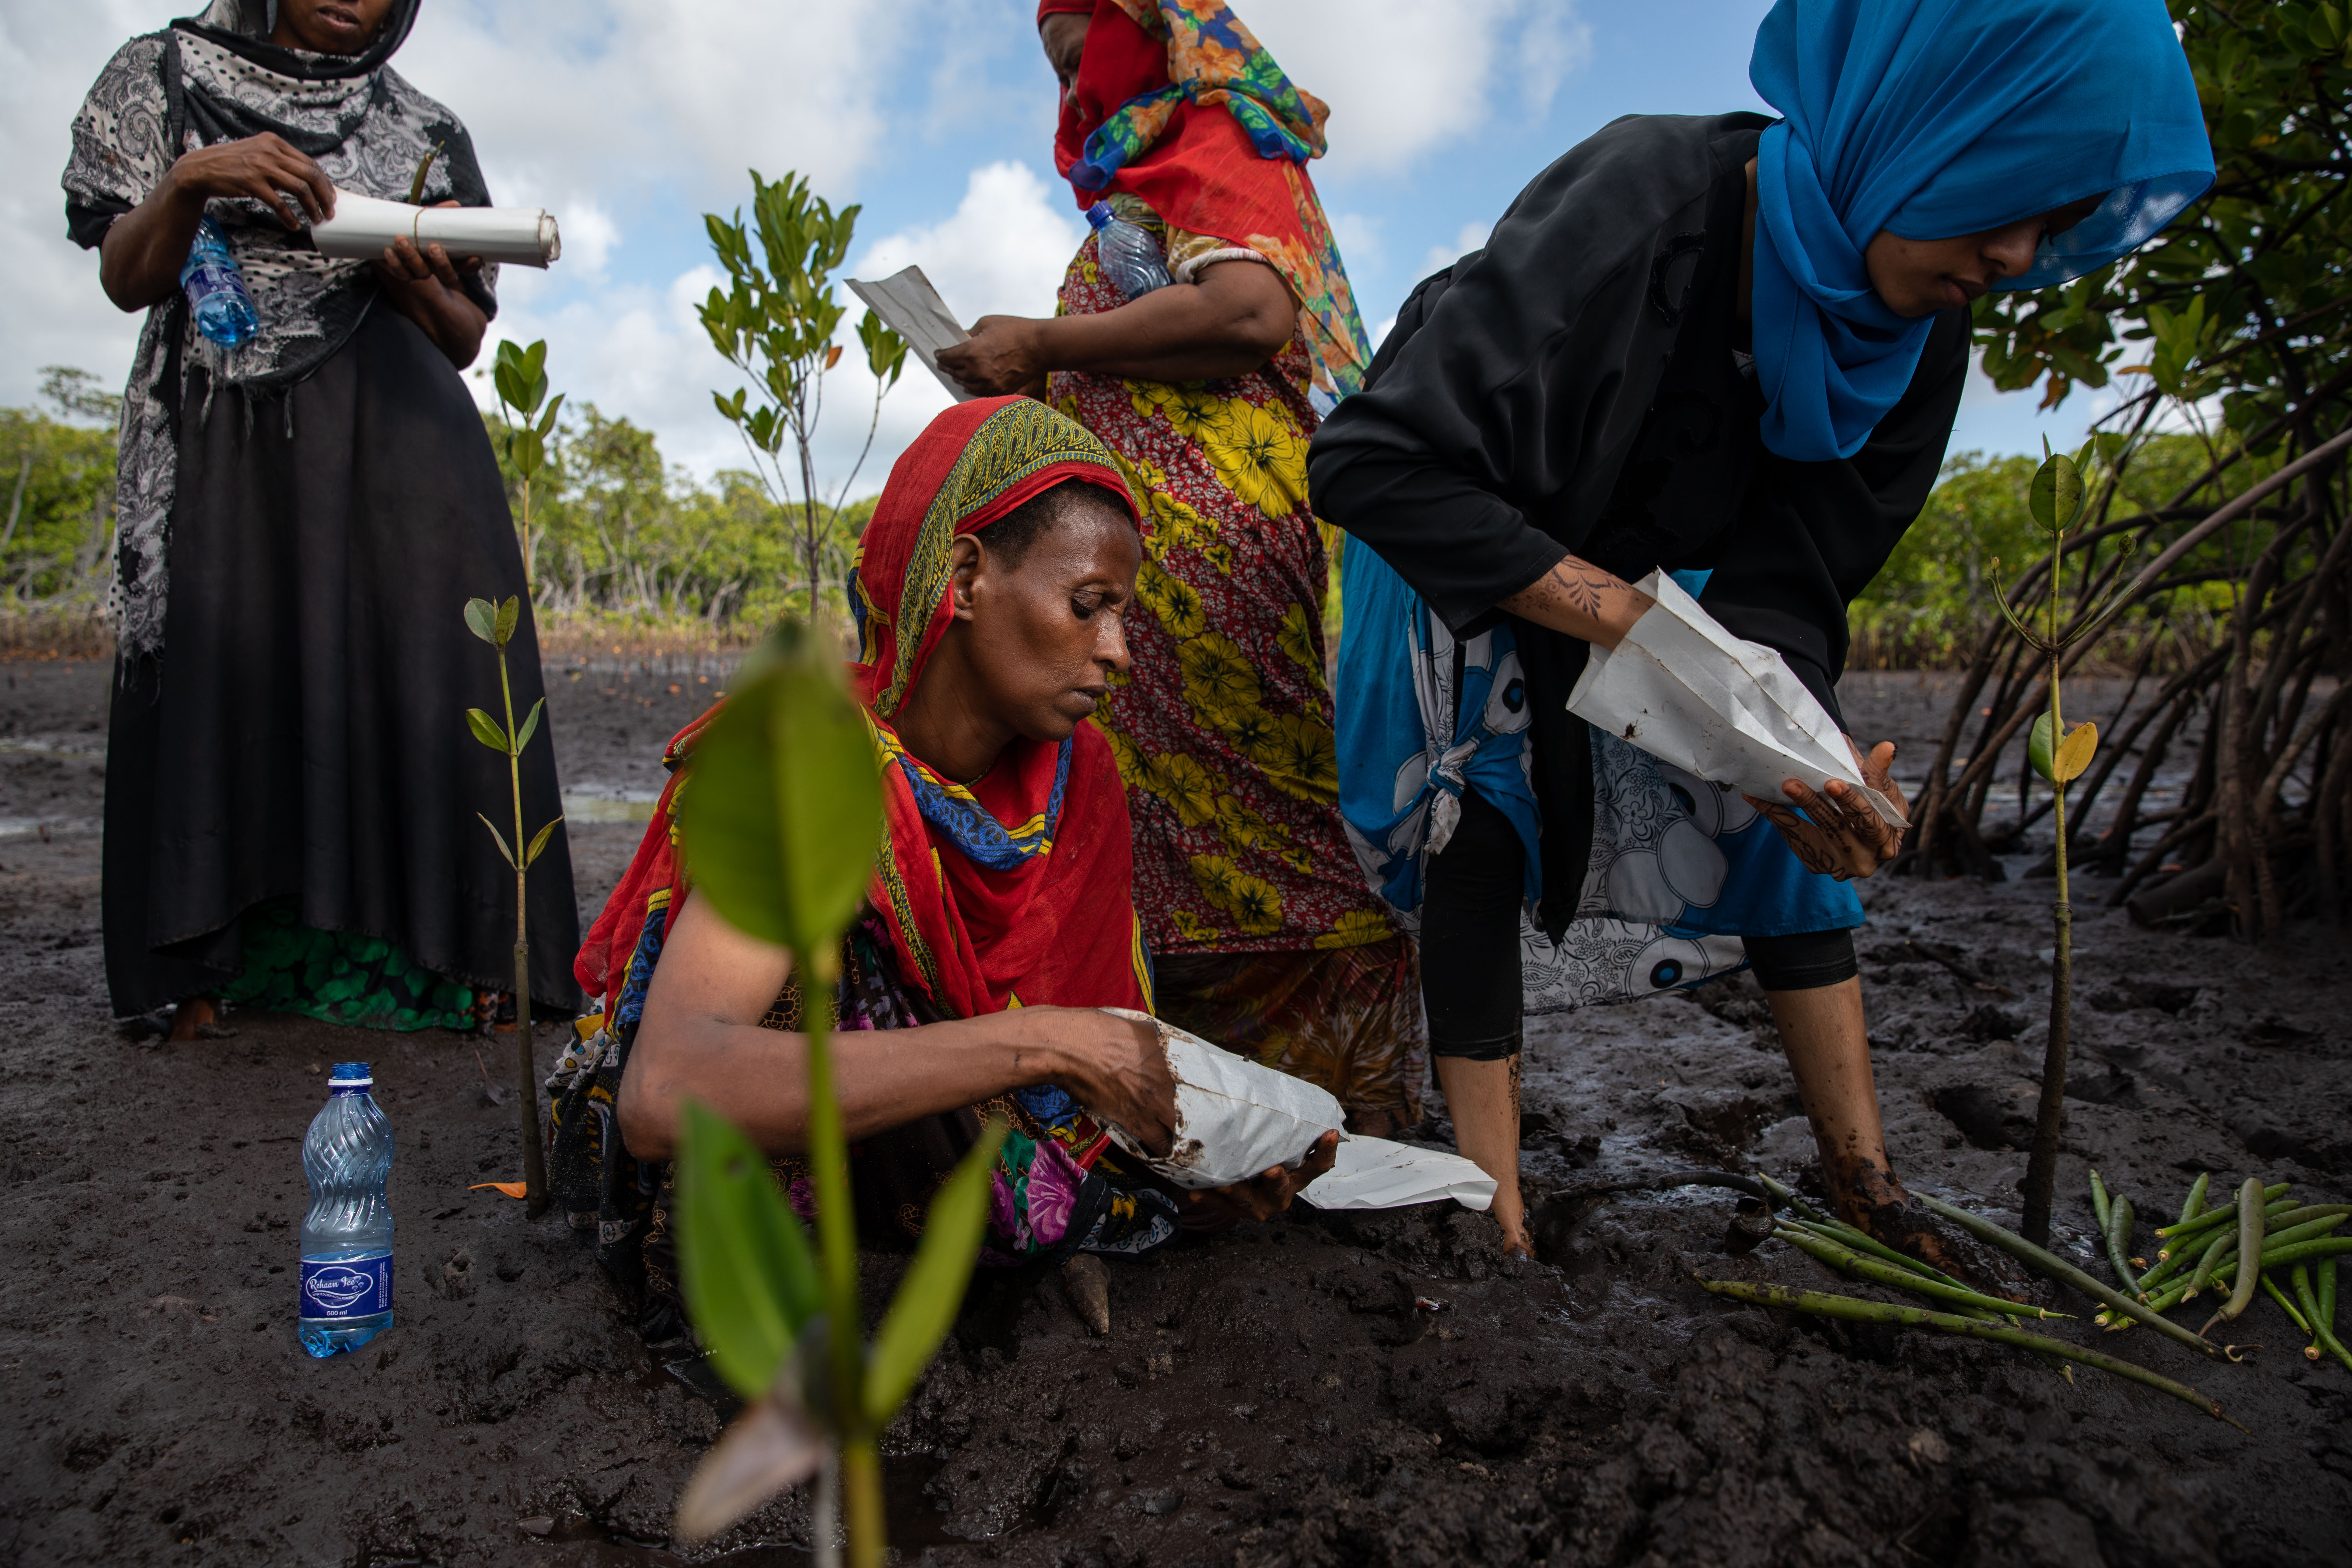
[1050,217,1392,958]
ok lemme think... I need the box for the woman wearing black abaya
[64,0,581,1034]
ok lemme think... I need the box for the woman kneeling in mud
[550,397,1334,1346]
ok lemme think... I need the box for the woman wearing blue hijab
[1310,0,2212,1260]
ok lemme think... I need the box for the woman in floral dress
[938,0,1423,1134]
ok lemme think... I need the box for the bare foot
[166,996,219,1043]
[1839,1162,2017,1294]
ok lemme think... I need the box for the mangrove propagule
[1695,1278,2245,1430]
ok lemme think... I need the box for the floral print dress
[1049,198,1426,1124]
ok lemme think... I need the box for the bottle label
[300,1254,392,1320]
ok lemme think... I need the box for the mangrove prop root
[1695,1277,2247,1431]
[1913,1192,2221,1358]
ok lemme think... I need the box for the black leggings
[1419,788,1858,1059]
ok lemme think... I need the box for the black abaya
[104,304,582,1017]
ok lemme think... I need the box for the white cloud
[1238,0,1589,179]
[1420,219,1492,279]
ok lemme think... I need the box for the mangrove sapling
[1911,1191,2221,1357]
[1991,441,2128,1248]
[698,171,910,622]
[490,339,561,593]
[462,595,561,1216]
[667,623,1004,1566]
[1695,1279,2244,1429]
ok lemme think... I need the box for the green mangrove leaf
[676,1100,824,1400]
[2030,711,2057,784]
[516,698,544,754]
[678,623,882,959]
[476,812,516,869]
[494,596,521,649]
[864,1119,1007,1429]
[536,394,565,438]
[463,597,499,645]
[2029,452,2084,534]
[525,816,561,868]
[465,707,509,752]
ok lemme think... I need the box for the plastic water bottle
[1087,202,1171,302]
[299,1062,395,1357]
[180,215,259,348]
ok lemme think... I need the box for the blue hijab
[1749,0,2213,462]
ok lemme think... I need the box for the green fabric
[220,901,476,1031]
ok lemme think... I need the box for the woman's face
[272,0,397,56]
[1041,14,1090,107]
[949,489,1140,743]
[1864,193,2105,317]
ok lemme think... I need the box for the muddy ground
[2,657,2347,1568]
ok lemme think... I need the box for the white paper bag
[1566,570,1905,828]
[311,189,561,267]
[845,267,973,402]
[1298,1135,1496,1212]
[1093,1009,1342,1189]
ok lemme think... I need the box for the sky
[2,0,2116,494]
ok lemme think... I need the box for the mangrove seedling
[463,594,561,1216]
[490,338,562,593]
[700,170,909,621]
[1987,439,2135,1247]
[669,622,1003,1565]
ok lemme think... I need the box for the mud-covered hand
[1745,738,1908,882]
[1057,1009,1178,1159]
[935,316,1048,399]
[1175,1130,1340,1231]
[372,204,487,369]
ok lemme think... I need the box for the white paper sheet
[1092,1009,1342,1189]
[1566,570,1906,828]
[845,266,974,403]
[1298,1135,1497,1212]
[310,189,560,267]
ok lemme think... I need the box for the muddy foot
[1843,1173,2025,1296]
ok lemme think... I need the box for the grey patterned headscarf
[61,0,496,664]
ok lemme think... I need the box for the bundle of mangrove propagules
[1726,1176,2245,1423]
[2100,1169,2351,1366]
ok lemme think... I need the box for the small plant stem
[2021,634,2070,1247]
[497,642,548,1215]
[842,1437,885,1568]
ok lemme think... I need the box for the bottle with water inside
[181,214,259,348]
[1087,201,1171,302]
[299,1061,394,1357]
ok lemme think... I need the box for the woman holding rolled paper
[1312,0,2212,1261]
[63,0,580,1032]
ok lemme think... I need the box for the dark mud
[3,659,2347,1568]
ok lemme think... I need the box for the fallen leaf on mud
[516,1517,554,1537]
[469,1181,528,1198]
[1907,1429,1952,1466]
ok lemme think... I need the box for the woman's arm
[373,218,488,368]
[616,892,1180,1160]
[97,132,338,312]
[936,259,1296,395]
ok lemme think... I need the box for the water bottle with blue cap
[299,1061,395,1356]
[1086,201,1171,302]
[181,215,259,349]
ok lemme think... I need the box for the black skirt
[103,304,583,1018]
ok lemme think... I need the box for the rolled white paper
[1567,570,1907,829]
[310,188,561,268]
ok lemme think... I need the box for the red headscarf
[576,399,1153,1022]
[850,397,1150,1018]
[1047,0,1371,396]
